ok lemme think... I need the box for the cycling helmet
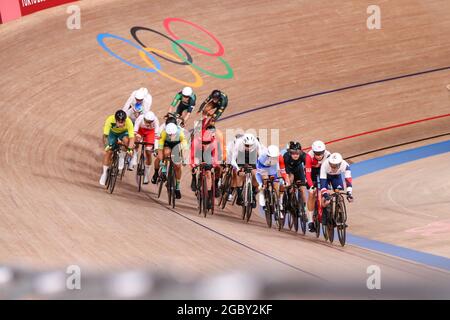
[329,153,343,167]
[115,110,127,122]
[135,88,148,100]
[165,112,177,125]
[144,111,156,122]
[311,140,326,153]
[289,141,301,151]
[267,145,280,158]
[166,123,178,135]
[211,90,221,99]
[243,133,256,146]
[182,86,193,97]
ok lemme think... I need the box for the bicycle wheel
[264,190,272,228]
[326,200,335,243]
[336,195,347,246]
[241,185,247,220]
[322,220,329,241]
[274,191,284,231]
[291,191,300,233]
[220,171,232,210]
[171,164,176,209]
[108,153,119,194]
[196,174,202,214]
[120,153,128,181]
[136,151,145,192]
[285,192,293,230]
[202,173,208,217]
[245,182,253,222]
[298,193,307,235]
[210,172,215,215]
[314,203,321,238]
[157,168,164,199]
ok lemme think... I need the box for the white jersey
[320,158,351,179]
[230,137,264,170]
[123,89,152,123]
[134,114,160,145]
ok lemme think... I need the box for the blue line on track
[260,141,450,271]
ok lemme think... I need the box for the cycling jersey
[190,136,220,168]
[283,151,307,184]
[123,89,152,123]
[134,114,160,146]
[103,115,135,138]
[230,137,263,170]
[199,91,228,120]
[305,150,331,188]
[171,92,196,115]
[256,151,287,185]
[320,158,353,195]
[158,127,187,150]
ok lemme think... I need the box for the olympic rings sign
[96,17,234,88]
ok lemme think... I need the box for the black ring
[130,26,193,66]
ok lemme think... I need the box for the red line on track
[303,113,450,151]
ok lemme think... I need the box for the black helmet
[211,90,221,99]
[115,110,127,121]
[289,141,301,151]
[165,115,177,126]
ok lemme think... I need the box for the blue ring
[97,33,161,72]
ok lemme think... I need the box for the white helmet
[182,86,193,97]
[311,140,326,153]
[243,133,256,146]
[135,87,148,100]
[267,145,280,158]
[144,111,156,122]
[329,152,343,166]
[166,123,178,135]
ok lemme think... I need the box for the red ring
[163,17,225,57]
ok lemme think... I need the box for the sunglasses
[290,150,301,155]
[313,151,325,156]
[330,163,340,169]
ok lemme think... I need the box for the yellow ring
[139,48,204,88]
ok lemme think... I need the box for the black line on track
[144,193,326,281]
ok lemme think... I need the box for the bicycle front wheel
[336,195,347,246]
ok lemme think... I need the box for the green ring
[172,39,234,79]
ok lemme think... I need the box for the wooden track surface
[0,0,449,296]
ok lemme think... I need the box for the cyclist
[132,111,159,183]
[305,140,331,232]
[99,110,135,186]
[190,125,220,209]
[230,133,263,207]
[283,141,308,208]
[198,89,228,122]
[169,87,196,125]
[320,152,354,225]
[151,122,187,199]
[256,145,290,216]
[224,133,244,201]
[123,87,152,124]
